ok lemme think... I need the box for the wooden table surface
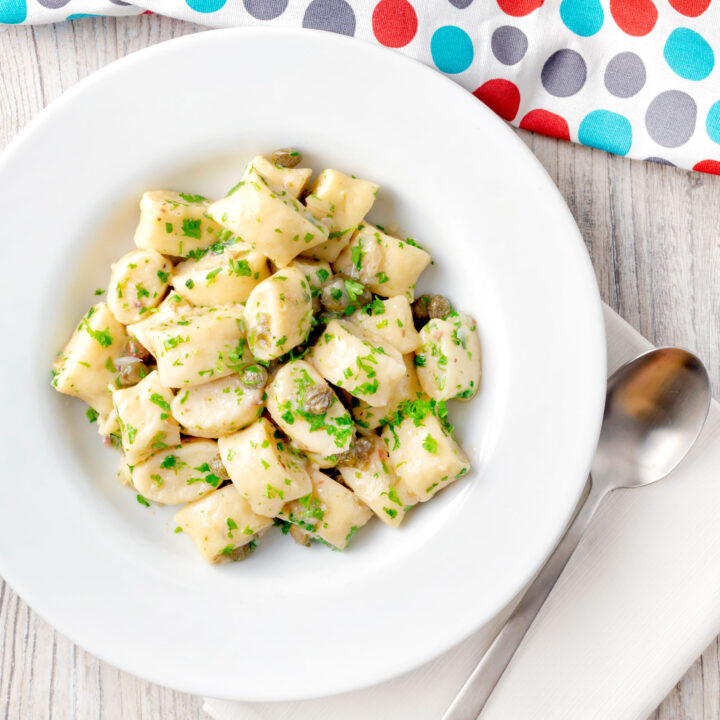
[2,14,719,720]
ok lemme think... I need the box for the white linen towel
[206,304,720,720]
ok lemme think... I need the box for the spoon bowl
[592,347,711,490]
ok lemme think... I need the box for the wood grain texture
[1,14,719,720]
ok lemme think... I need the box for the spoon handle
[441,479,607,720]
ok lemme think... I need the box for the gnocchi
[303,169,379,262]
[244,267,313,361]
[415,311,481,401]
[51,150,481,566]
[334,223,431,300]
[171,249,269,307]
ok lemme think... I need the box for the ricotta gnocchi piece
[51,149,481,566]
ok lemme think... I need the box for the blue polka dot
[430,26,474,74]
[559,0,604,37]
[664,28,714,81]
[67,13,101,18]
[0,0,27,23]
[706,101,720,144]
[186,0,227,12]
[578,110,632,156]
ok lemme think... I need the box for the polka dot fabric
[4,0,720,172]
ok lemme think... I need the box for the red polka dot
[693,160,720,175]
[519,109,570,141]
[668,0,710,14]
[372,0,418,48]
[610,0,658,36]
[473,79,521,122]
[497,0,543,17]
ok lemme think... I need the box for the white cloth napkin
[205,303,720,720]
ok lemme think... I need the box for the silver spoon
[442,347,711,720]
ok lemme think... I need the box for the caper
[311,293,322,315]
[303,384,334,415]
[349,281,373,308]
[123,338,150,361]
[337,436,374,469]
[241,364,268,389]
[320,274,371,315]
[219,542,256,563]
[289,525,311,547]
[271,148,302,169]
[428,294,452,320]
[412,294,432,325]
[413,294,452,326]
[320,276,350,314]
[115,357,148,387]
[209,454,230,481]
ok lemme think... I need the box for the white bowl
[0,28,605,701]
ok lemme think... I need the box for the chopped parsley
[274,517,292,534]
[350,244,364,271]
[181,218,202,239]
[226,179,244,196]
[344,279,365,303]
[84,323,113,348]
[265,484,284,500]
[228,258,252,277]
[205,267,222,284]
[160,454,178,469]
[364,297,385,315]
[85,407,99,423]
[179,193,207,203]
[386,487,402,506]
[150,392,171,420]
[345,525,359,544]
[136,494,150,507]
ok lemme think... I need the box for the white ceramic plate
[0,28,605,701]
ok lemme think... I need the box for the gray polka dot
[645,91,696,148]
[109,0,132,5]
[491,26,528,66]
[37,0,71,7]
[449,0,474,7]
[244,0,288,20]
[645,157,676,166]
[604,52,645,98]
[541,49,587,98]
[302,0,355,35]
